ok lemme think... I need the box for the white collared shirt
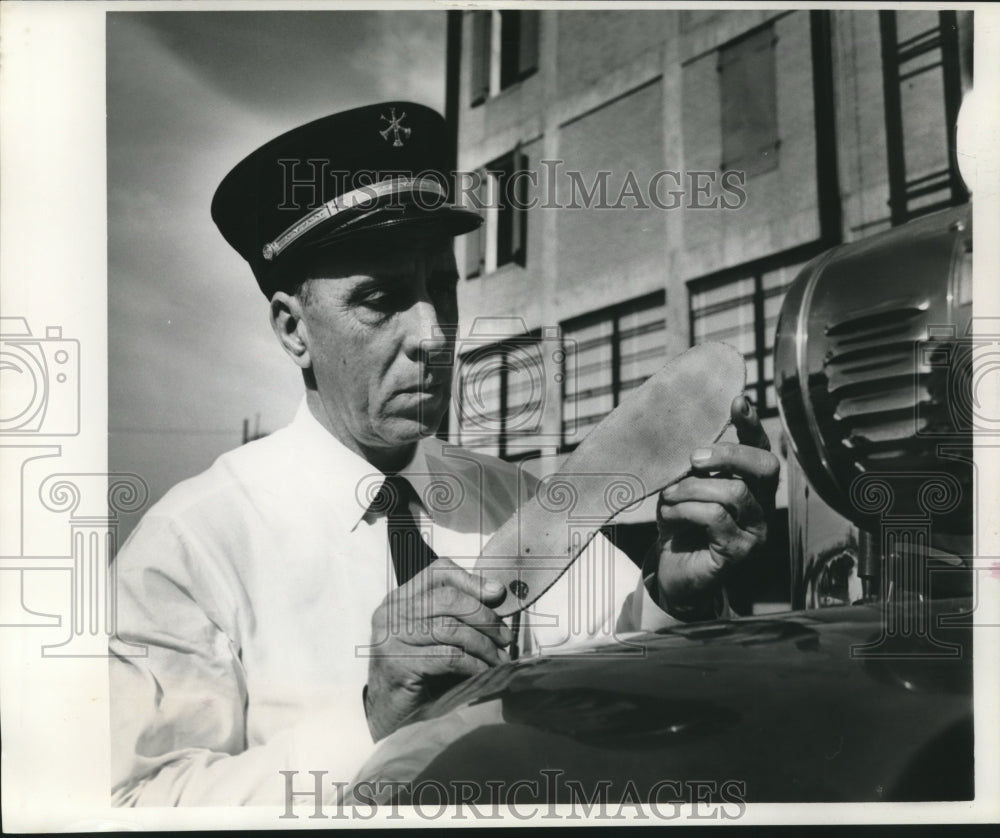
[110,399,678,806]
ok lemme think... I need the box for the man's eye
[358,289,398,311]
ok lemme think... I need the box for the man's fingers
[421,586,514,648]
[690,441,779,487]
[400,618,509,666]
[425,649,494,680]
[410,557,507,607]
[731,395,771,452]
[660,476,762,525]
[430,618,508,665]
[659,500,755,556]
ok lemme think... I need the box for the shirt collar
[289,398,389,532]
[398,437,432,512]
[289,398,438,532]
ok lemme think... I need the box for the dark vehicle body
[351,599,972,804]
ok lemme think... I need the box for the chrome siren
[774,204,973,539]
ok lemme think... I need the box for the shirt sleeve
[618,540,735,632]
[613,540,691,634]
[109,516,376,806]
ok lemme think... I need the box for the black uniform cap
[211,101,481,297]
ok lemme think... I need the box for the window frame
[469,9,539,108]
[878,9,968,225]
[465,148,530,280]
[687,249,826,419]
[559,290,667,452]
[455,330,545,462]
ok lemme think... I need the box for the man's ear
[270,290,312,370]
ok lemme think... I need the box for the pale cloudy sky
[107,11,448,538]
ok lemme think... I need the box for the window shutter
[463,167,487,279]
[517,11,540,80]
[511,147,529,266]
[470,11,491,106]
[499,11,520,89]
[719,24,778,176]
[493,155,514,267]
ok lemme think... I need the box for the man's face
[296,238,459,456]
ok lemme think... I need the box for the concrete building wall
[554,79,667,315]
[556,11,671,97]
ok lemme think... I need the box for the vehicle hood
[350,599,973,804]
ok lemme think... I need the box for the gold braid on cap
[262,177,446,261]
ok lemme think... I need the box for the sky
[107,10,449,538]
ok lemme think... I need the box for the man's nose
[402,298,452,360]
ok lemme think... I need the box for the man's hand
[654,395,779,619]
[365,557,511,742]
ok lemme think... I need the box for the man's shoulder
[418,437,542,527]
[140,425,297,525]
[422,437,538,485]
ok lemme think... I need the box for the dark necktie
[377,474,440,585]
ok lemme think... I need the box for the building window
[464,148,530,279]
[719,23,780,177]
[456,335,544,461]
[689,261,802,417]
[469,10,539,106]
[500,11,540,89]
[560,292,667,449]
[879,10,968,224]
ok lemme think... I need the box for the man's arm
[110,516,376,806]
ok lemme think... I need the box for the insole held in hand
[474,342,746,617]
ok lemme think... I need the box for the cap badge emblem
[379,108,412,148]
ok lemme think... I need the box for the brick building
[442,8,971,610]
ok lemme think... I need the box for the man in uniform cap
[110,102,778,805]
